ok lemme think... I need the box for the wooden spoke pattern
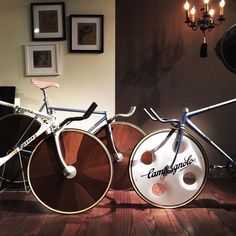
[27,129,112,214]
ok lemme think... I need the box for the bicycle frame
[145,98,236,170]
[49,105,123,161]
[37,87,136,162]
[49,105,137,162]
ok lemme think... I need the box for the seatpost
[42,89,52,115]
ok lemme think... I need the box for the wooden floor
[0,178,236,236]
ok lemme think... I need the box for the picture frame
[69,15,104,53]
[24,43,60,76]
[31,2,66,41]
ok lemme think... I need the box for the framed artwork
[24,43,60,76]
[31,2,66,41]
[69,15,104,53]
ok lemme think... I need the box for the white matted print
[24,43,60,76]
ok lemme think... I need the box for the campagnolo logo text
[141,155,196,179]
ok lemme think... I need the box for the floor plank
[0,178,235,236]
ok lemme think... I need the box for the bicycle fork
[165,108,189,174]
[103,123,123,162]
[53,130,77,179]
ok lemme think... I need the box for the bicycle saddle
[31,79,60,89]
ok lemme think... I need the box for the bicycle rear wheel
[27,129,113,214]
[95,121,145,190]
[129,129,208,208]
[0,114,41,185]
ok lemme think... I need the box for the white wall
[0,0,115,127]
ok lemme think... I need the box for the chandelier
[184,0,226,57]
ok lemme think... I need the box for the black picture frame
[31,2,66,41]
[69,14,104,53]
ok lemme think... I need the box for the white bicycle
[0,80,145,214]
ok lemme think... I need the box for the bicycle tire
[129,129,208,208]
[95,121,145,190]
[0,114,41,184]
[27,128,113,214]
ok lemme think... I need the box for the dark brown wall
[116,0,236,165]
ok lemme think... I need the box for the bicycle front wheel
[27,129,113,214]
[129,129,208,208]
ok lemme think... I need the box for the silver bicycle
[129,99,236,208]
[0,79,145,214]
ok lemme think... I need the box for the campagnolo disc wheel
[27,129,113,214]
[129,129,208,208]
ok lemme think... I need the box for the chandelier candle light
[184,0,226,57]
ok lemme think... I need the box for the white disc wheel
[129,129,208,208]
